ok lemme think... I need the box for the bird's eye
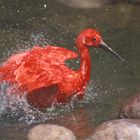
[93,37,96,42]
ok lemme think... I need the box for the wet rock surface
[87,119,140,140]
[27,124,76,140]
[130,0,140,4]
[56,0,111,8]
[57,0,140,9]
[119,94,140,119]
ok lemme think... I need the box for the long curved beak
[99,40,133,75]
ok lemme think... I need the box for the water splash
[0,80,96,125]
[29,30,52,46]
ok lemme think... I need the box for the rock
[128,0,140,4]
[56,0,113,9]
[119,94,140,119]
[87,119,140,140]
[56,0,140,9]
[27,124,76,140]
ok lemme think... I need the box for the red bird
[0,28,129,110]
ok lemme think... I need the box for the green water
[0,1,140,140]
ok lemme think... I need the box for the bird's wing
[4,52,28,65]
[30,46,78,63]
[0,52,28,82]
[14,46,78,91]
[14,60,63,91]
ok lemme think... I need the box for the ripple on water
[0,80,96,125]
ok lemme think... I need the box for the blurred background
[0,0,140,140]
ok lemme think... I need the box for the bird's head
[77,28,133,74]
[78,28,102,47]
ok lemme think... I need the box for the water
[0,1,140,140]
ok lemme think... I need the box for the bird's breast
[59,73,87,97]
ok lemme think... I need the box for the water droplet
[44,4,47,9]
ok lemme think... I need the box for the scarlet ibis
[0,28,131,110]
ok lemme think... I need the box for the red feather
[14,46,78,91]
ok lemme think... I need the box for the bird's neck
[76,39,91,83]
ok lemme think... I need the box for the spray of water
[0,80,96,124]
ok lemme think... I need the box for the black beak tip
[100,40,134,76]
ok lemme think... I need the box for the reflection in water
[0,1,140,140]
[54,108,95,140]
